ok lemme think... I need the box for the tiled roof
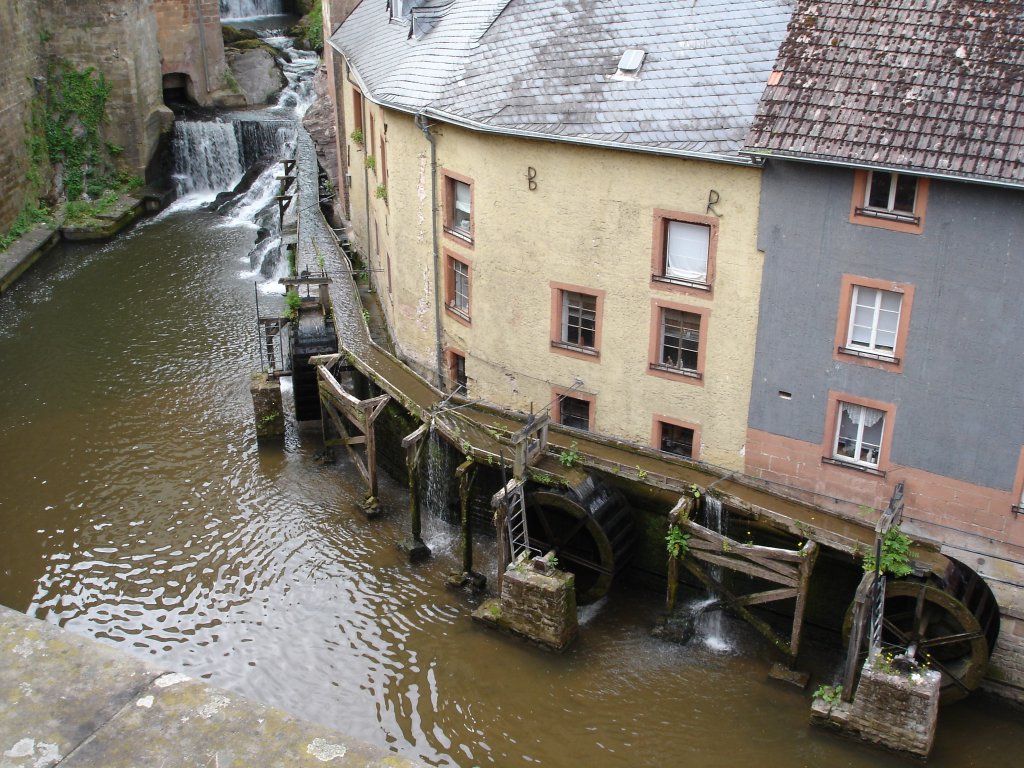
[745,0,1024,188]
[331,0,795,162]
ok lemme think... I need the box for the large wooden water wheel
[526,475,635,605]
[848,557,1000,703]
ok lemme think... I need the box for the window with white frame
[450,258,469,316]
[560,291,597,349]
[834,402,885,468]
[845,286,902,358]
[863,171,919,220]
[656,308,701,375]
[447,178,471,238]
[661,220,710,285]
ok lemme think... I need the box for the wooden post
[400,423,430,562]
[789,540,819,662]
[665,495,695,614]
[457,459,477,574]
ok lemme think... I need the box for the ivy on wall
[44,60,117,201]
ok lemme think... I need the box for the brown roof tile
[745,0,1024,187]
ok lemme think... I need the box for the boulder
[225,49,286,107]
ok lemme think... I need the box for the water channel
[1,16,1022,768]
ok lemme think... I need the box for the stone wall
[812,661,941,758]
[474,558,577,651]
[0,3,45,232]
[39,0,168,176]
[153,0,227,105]
[0,0,170,234]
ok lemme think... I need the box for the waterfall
[172,121,244,196]
[700,495,732,651]
[421,426,458,552]
[220,0,283,20]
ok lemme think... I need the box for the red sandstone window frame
[822,391,896,476]
[652,415,701,460]
[650,209,718,297]
[549,282,605,362]
[446,347,468,394]
[833,274,914,373]
[850,170,929,235]
[646,298,709,386]
[351,86,364,135]
[441,169,475,246]
[444,251,472,326]
[552,387,595,432]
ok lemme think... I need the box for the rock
[303,65,341,218]
[222,25,259,45]
[226,49,286,108]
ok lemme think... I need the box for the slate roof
[331,0,796,162]
[745,0,1024,188]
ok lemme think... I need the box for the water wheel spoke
[881,617,912,645]
[918,631,984,650]
[549,517,590,552]
[553,548,612,576]
[925,654,973,694]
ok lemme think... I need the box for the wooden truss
[669,495,819,663]
[316,363,389,506]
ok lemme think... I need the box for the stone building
[328,0,792,471]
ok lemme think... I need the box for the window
[351,87,363,134]
[445,254,471,324]
[850,170,929,234]
[448,350,467,394]
[562,292,596,348]
[834,275,914,371]
[647,303,706,382]
[651,210,717,293]
[833,402,885,468]
[550,284,605,361]
[442,172,473,243]
[865,171,918,218]
[368,113,376,172]
[846,286,901,357]
[1013,447,1024,515]
[558,395,591,431]
[379,132,388,185]
[659,422,695,458]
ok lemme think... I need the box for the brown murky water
[0,208,1021,767]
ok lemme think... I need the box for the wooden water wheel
[847,557,1000,703]
[526,475,635,605]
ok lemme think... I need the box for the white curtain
[665,221,709,281]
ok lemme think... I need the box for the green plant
[688,482,702,499]
[558,441,580,468]
[374,184,388,202]
[314,244,326,271]
[863,524,913,577]
[813,684,843,705]
[364,154,376,171]
[300,0,323,49]
[666,525,691,560]
[350,128,364,146]
[548,555,559,570]
[362,308,371,324]
[0,204,52,251]
[285,290,302,321]
[224,68,242,94]
[637,466,648,480]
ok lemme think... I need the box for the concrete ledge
[0,223,62,294]
[0,605,422,767]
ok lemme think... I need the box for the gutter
[742,149,1024,192]
[415,112,447,391]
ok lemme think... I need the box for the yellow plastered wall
[341,73,764,471]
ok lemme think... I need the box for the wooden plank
[684,538,800,582]
[730,588,799,607]
[688,549,800,587]
[680,519,805,562]
[402,422,430,450]
[789,540,819,660]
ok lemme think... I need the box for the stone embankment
[0,605,422,767]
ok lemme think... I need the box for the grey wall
[749,160,1024,490]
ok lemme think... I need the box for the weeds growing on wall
[43,60,118,201]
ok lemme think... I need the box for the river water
[0,18,1022,768]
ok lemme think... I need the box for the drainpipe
[416,112,446,390]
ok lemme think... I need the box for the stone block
[250,371,284,439]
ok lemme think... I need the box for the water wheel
[847,557,1000,703]
[526,475,634,605]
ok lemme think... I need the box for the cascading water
[699,494,732,651]
[220,0,283,20]
[172,121,244,196]
[421,425,458,552]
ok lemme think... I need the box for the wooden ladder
[505,481,532,561]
